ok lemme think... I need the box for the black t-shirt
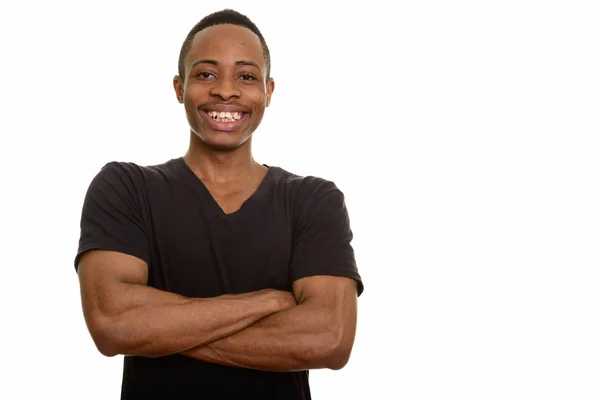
[75,157,364,400]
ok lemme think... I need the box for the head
[173,9,274,152]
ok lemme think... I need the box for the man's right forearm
[88,284,291,358]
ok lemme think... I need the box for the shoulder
[269,166,348,218]
[271,166,343,201]
[89,158,181,188]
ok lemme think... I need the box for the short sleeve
[290,180,364,296]
[74,162,151,271]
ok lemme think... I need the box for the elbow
[97,343,120,358]
[89,325,120,357]
[89,318,163,358]
[321,329,355,371]
[326,342,353,370]
[87,316,126,357]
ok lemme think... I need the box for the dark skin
[78,24,358,372]
[173,24,275,214]
[78,251,296,358]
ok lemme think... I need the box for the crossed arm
[183,272,358,371]
[78,250,358,372]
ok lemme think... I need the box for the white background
[1,0,599,399]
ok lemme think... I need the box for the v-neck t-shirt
[74,157,363,400]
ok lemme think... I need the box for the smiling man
[75,9,363,400]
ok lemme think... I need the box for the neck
[183,134,263,185]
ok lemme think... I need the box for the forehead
[186,24,265,68]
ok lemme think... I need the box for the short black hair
[178,9,271,81]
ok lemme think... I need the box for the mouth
[200,110,250,132]
[204,110,248,122]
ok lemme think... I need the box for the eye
[194,71,215,79]
[239,74,257,81]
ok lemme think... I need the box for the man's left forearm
[182,301,353,372]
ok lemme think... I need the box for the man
[75,8,363,400]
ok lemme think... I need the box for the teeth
[208,110,244,122]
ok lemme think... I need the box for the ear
[173,75,184,103]
[266,78,275,107]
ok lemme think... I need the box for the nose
[209,77,241,100]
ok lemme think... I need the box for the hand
[257,289,297,312]
[260,289,297,311]
[216,289,296,312]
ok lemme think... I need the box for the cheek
[184,102,195,118]
[183,103,202,129]
[250,92,268,110]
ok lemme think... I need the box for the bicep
[78,250,149,322]
[292,275,359,366]
[293,275,358,324]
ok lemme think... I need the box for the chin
[194,130,252,152]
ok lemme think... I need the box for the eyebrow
[190,59,261,70]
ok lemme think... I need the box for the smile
[205,110,246,122]
[201,109,250,132]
